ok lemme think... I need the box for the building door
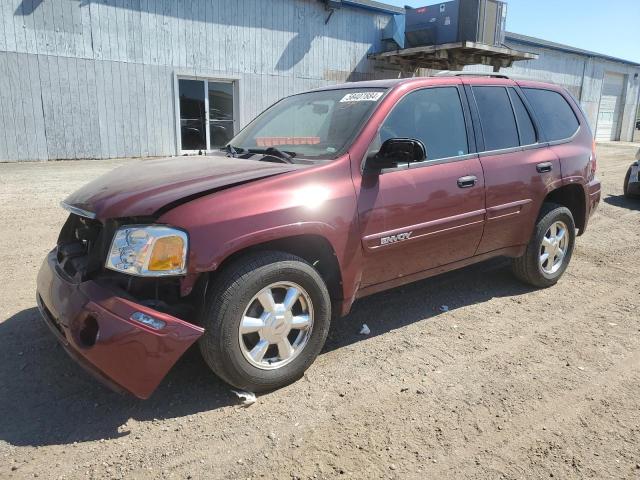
[177,78,237,153]
[595,72,625,142]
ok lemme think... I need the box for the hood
[63,153,305,220]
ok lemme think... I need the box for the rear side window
[472,86,519,151]
[508,88,537,145]
[379,87,468,161]
[522,88,579,141]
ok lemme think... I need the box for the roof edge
[505,31,640,67]
[338,0,405,15]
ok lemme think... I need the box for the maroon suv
[37,75,601,398]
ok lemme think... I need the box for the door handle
[457,175,477,188]
[536,162,553,173]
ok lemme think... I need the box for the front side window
[377,87,469,161]
[230,88,386,160]
[522,88,580,141]
[473,86,520,151]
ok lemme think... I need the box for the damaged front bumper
[36,251,204,399]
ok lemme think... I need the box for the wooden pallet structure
[369,41,538,73]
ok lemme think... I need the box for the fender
[207,221,339,271]
[157,158,364,302]
[176,221,346,298]
[523,175,567,225]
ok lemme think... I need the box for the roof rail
[434,71,564,85]
[433,70,511,79]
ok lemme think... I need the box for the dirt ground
[1,143,639,480]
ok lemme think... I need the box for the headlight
[105,225,188,276]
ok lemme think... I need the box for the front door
[357,86,486,288]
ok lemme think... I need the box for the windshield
[228,88,387,160]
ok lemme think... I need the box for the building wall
[2,1,639,162]
[0,0,396,161]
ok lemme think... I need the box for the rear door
[357,86,486,287]
[468,84,562,254]
[521,87,588,184]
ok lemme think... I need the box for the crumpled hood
[63,153,304,220]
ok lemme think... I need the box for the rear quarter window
[522,88,580,142]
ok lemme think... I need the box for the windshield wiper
[221,144,248,157]
[249,147,297,163]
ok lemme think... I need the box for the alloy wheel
[238,282,314,370]
[539,220,568,275]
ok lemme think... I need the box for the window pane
[209,82,235,148]
[473,86,519,151]
[178,79,206,150]
[380,87,468,161]
[522,88,579,141]
[508,88,537,145]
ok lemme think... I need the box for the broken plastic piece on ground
[440,305,449,312]
[232,390,257,407]
[359,324,371,335]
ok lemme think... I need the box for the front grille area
[52,213,200,321]
[56,214,107,282]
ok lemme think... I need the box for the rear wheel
[512,203,576,288]
[199,251,331,392]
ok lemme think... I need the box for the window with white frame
[177,78,237,152]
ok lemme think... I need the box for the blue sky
[383,0,640,63]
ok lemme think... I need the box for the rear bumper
[575,177,601,235]
[587,178,601,214]
[36,251,204,399]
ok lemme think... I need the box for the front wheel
[512,203,576,288]
[199,251,331,392]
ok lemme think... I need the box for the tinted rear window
[473,86,519,151]
[522,88,579,141]
[508,88,537,146]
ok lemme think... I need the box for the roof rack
[434,71,511,79]
[434,71,560,84]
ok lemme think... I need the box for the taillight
[589,139,597,179]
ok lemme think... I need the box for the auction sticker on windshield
[340,92,384,103]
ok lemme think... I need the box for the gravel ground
[1,144,639,480]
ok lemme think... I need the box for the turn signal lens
[131,312,166,330]
[148,236,185,271]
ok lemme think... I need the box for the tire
[512,203,576,288]
[199,251,331,392]
[624,167,639,199]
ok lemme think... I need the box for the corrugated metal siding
[0,0,396,161]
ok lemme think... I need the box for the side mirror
[365,138,427,172]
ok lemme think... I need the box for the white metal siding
[0,0,397,161]
[595,72,625,141]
